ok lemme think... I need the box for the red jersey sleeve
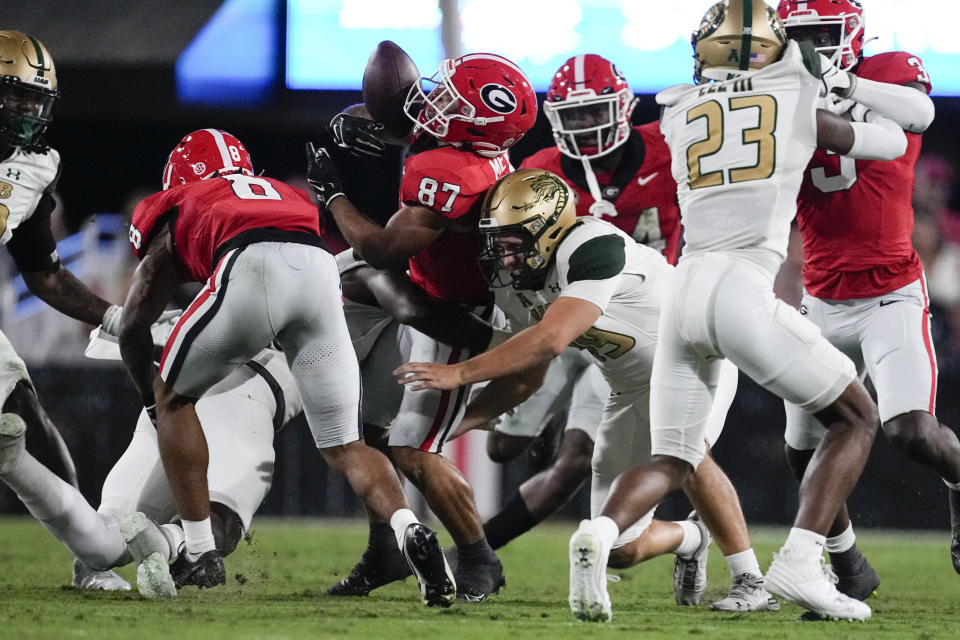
[129,188,177,259]
[857,51,932,93]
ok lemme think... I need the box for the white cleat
[72,559,131,591]
[709,572,779,612]
[120,512,176,599]
[568,521,612,622]
[674,511,711,606]
[0,413,27,474]
[765,548,871,621]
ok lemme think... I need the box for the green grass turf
[0,517,958,639]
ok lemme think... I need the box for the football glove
[305,142,346,208]
[818,54,856,98]
[329,112,386,158]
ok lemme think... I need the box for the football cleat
[71,559,131,591]
[0,413,27,474]
[568,520,612,622]
[709,573,779,612]
[120,512,177,598]
[454,557,505,603]
[674,511,711,606]
[765,548,871,621]
[948,487,960,574]
[830,549,881,600]
[170,550,226,590]
[326,543,413,597]
[401,523,456,607]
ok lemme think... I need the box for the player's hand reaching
[329,113,386,158]
[305,142,346,208]
[818,54,855,98]
[394,361,464,391]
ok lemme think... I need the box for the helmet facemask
[479,228,546,290]
[782,12,863,70]
[0,79,56,147]
[544,89,634,160]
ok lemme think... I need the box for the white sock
[0,450,126,568]
[825,522,856,554]
[592,516,620,550]
[182,518,216,560]
[944,478,960,491]
[672,519,702,559]
[161,523,186,560]
[389,508,420,549]
[725,549,762,579]
[782,527,826,559]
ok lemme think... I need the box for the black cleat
[951,532,960,575]
[170,550,226,589]
[830,549,880,601]
[948,487,960,574]
[454,557,505,602]
[401,523,456,607]
[327,543,412,596]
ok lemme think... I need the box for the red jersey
[130,174,321,282]
[400,146,511,304]
[520,122,681,264]
[796,51,932,300]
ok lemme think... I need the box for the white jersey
[0,145,60,244]
[657,40,819,260]
[499,217,671,388]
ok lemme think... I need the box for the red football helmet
[777,0,865,70]
[162,128,254,190]
[403,52,537,157]
[543,54,637,160]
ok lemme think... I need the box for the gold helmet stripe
[739,0,754,71]
[27,34,46,78]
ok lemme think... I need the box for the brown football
[362,40,420,138]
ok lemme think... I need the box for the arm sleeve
[6,192,59,272]
[844,76,934,133]
[846,114,908,161]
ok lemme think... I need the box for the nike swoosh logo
[879,300,901,307]
[636,172,658,186]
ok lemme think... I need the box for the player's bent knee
[883,410,937,457]
[210,502,244,557]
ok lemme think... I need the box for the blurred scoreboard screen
[180,0,960,102]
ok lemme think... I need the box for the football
[362,40,420,138]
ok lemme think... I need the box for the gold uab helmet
[479,168,577,290]
[0,30,59,148]
[692,0,787,83]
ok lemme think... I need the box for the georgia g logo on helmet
[479,84,517,114]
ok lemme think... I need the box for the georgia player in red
[522,54,681,264]
[776,0,960,599]
[120,129,455,605]
[306,53,537,601]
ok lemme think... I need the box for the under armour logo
[6,168,21,180]
[548,283,562,294]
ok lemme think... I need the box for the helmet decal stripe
[205,128,236,169]
[573,54,586,89]
[27,35,45,76]
[740,0,754,71]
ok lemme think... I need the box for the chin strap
[581,157,618,218]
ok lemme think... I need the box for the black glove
[305,142,346,208]
[329,112,386,158]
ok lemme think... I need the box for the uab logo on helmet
[479,84,517,114]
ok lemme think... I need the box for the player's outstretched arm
[395,296,601,391]
[343,265,500,352]
[118,226,180,411]
[816,108,906,161]
[21,265,114,328]
[449,364,549,440]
